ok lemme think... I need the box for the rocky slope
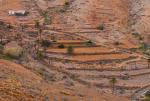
[130,0,150,43]
[0,59,130,101]
[45,0,131,45]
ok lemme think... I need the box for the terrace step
[46,53,137,63]
[68,68,150,79]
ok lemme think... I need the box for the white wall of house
[8,10,27,16]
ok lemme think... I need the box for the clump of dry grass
[3,41,23,59]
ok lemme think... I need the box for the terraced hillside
[0,59,130,101]
[38,0,131,45]
[0,0,150,101]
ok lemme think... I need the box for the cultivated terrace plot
[47,46,114,54]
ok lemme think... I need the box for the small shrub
[41,40,51,47]
[51,36,57,42]
[34,20,40,28]
[139,36,144,41]
[130,48,137,52]
[114,41,120,46]
[67,46,74,55]
[86,40,93,46]
[64,1,69,6]
[139,42,147,52]
[97,24,105,30]
[36,51,44,60]
[0,44,3,53]
[7,24,13,29]
[58,44,65,48]
[60,9,66,13]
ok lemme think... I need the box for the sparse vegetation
[7,24,13,29]
[147,58,150,68]
[58,44,65,48]
[41,10,51,25]
[1,0,150,101]
[34,20,40,28]
[60,9,66,13]
[36,51,44,60]
[139,42,147,52]
[65,1,70,6]
[114,41,121,46]
[86,40,94,46]
[0,44,3,53]
[41,40,52,48]
[109,77,117,94]
[60,0,70,13]
[67,45,74,55]
[97,23,105,30]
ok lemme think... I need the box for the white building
[8,10,28,16]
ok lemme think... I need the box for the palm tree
[34,20,43,54]
[109,77,117,94]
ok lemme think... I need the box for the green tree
[109,77,117,94]
[41,40,52,56]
